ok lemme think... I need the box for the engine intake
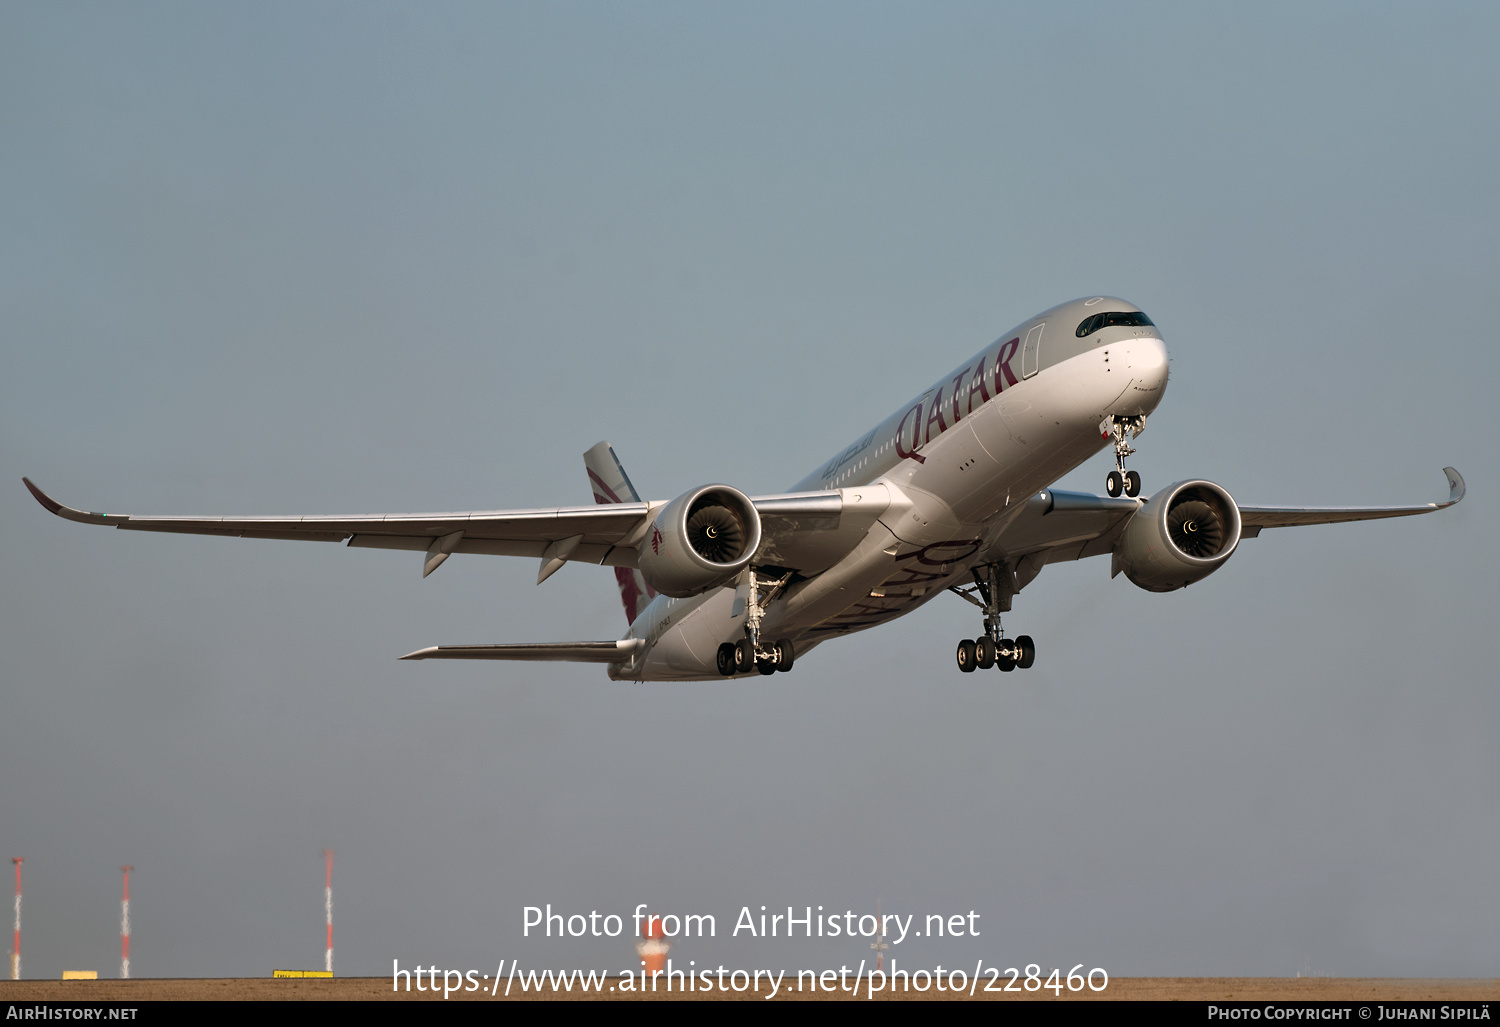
[637,485,762,598]
[1114,479,1241,592]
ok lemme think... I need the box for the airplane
[24,296,1464,682]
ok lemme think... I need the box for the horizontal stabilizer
[399,639,644,663]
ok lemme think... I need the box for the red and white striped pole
[10,857,20,980]
[120,866,134,979]
[321,850,333,974]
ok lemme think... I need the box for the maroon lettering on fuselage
[967,357,991,410]
[892,336,1024,463]
[923,391,948,445]
[994,337,1020,393]
[949,370,968,427]
[894,403,927,464]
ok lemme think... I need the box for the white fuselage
[612,297,1170,681]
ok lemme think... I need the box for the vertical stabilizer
[583,442,657,626]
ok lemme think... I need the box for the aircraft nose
[1120,335,1170,414]
[1138,335,1169,389]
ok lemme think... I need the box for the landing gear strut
[949,563,1037,675]
[1102,414,1145,498]
[716,567,795,677]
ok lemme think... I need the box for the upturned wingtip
[1442,467,1465,506]
[22,477,63,515]
[23,477,127,525]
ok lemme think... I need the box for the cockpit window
[1076,311,1155,337]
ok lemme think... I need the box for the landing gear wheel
[996,638,1017,672]
[975,636,996,669]
[956,639,977,673]
[773,638,795,672]
[716,642,736,677]
[1123,470,1141,498]
[734,639,755,674]
[1015,634,1036,669]
[757,659,776,676]
[1106,470,1124,498]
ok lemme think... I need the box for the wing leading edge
[985,466,1465,574]
[1236,466,1465,534]
[21,477,848,574]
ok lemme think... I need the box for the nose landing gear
[1102,415,1145,498]
[949,563,1038,675]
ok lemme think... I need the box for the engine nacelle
[637,485,762,598]
[1114,479,1242,593]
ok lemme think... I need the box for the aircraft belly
[628,590,725,680]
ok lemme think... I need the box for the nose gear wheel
[1102,415,1145,497]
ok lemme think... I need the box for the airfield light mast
[120,866,134,979]
[10,858,20,980]
[322,850,333,974]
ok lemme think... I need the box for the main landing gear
[717,637,794,677]
[715,566,795,677]
[1101,414,1145,498]
[955,635,1034,673]
[949,563,1037,675]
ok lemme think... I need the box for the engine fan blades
[686,503,745,563]
[1167,499,1225,558]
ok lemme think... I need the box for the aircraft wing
[986,467,1465,585]
[986,488,1144,583]
[22,477,848,578]
[1236,466,1465,535]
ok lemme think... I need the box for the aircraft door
[1021,322,1044,379]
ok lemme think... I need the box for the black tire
[757,659,776,676]
[975,636,996,669]
[1016,634,1036,669]
[996,638,1017,672]
[956,639,977,673]
[716,642,736,677]
[1106,470,1124,498]
[1124,470,1141,497]
[774,638,795,672]
[734,639,755,674]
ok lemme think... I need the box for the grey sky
[2,2,1495,980]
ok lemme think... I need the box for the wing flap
[988,488,1141,561]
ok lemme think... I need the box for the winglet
[22,478,129,526]
[1442,467,1465,507]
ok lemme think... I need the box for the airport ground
[2,977,1496,1001]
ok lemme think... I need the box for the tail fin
[584,442,657,626]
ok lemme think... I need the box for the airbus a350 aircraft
[25,297,1464,681]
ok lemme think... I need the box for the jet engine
[636,485,762,598]
[1113,479,1242,592]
